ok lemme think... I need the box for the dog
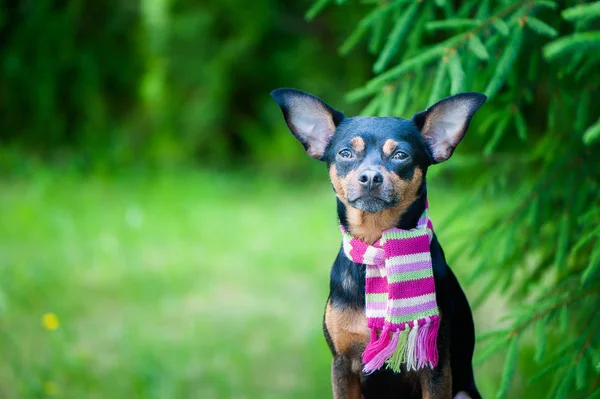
[271,88,485,399]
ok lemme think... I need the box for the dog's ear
[411,92,486,163]
[271,88,345,160]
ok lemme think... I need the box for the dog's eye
[338,149,353,159]
[392,151,409,160]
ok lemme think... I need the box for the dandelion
[41,312,60,331]
[43,381,59,396]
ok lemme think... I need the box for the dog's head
[271,88,485,241]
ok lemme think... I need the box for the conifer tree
[308,1,600,397]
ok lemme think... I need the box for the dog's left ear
[271,88,345,160]
[412,92,486,163]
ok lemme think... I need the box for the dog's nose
[358,170,383,190]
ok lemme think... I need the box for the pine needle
[543,32,600,60]
[305,0,330,21]
[526,16,558,38]
[562,2,600,23]
[496,336,519,399]
[468,35,489,60]
[373,1,420,73]
[485,27,523,98]
[582,118,600,146]
[448,53,464,94]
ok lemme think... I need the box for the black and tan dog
[271,88,485,399]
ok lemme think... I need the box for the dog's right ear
[411,92,486,164]
[271,88,344,160]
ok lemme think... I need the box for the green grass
[0,169,505,398]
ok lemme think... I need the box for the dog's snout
[358,170,383,190]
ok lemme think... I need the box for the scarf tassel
[426,317,440,368]
[362,325,391,365]
[417,320,430,369]
[363,328,399,374]
[385,328,408,372]
[362,318,440,374]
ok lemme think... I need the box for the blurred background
[1,0,599,398]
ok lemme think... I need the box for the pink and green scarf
[341,202,440,374]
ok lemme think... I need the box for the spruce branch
[576,316,600,363]
[525,15,558,38]
[372,1,420,72]
[305,0,330,21]
[507,287,600,338]
[339,4,393,55]
[352,0,535,100]
[562,2,600,23]
[543,32,600,60]
[583,118,600,146]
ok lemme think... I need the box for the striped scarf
[341,203,439,374]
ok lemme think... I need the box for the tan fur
[350,136,365,153]
[382,139,397,156]
[331,361,362,399]
[329,164,352,201]
[346,376,362,399]
[330,167,423,244]
[325,301,370,354]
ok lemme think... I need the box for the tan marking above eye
[349,137,365,152]
[383,139,397,156]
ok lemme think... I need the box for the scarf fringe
[426,317,440,368]
[362,325,391,365]
[362,317,440,374]
[417,320,430,369]
[405,322,419,370]
[385,328,408,372]
[363,328,399,374]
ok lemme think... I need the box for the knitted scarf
[341,202,439,374]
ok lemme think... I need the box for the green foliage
[305,0,330,20]
[426,18,481,31]
[0,0,369,171]
[525,16,558,38]
[562,2,600,23]
[543,32,600,60]
[0,0,143,165]
[583,118,600,146]
[311,0,600,397]
[497,336,519,399]
[373,1,420,73]
[468,35,490,60]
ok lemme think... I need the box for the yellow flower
[41,312,60,331]
[43,381,59,396]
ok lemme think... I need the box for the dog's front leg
[331,355,362,399]
[420,355,452,399]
